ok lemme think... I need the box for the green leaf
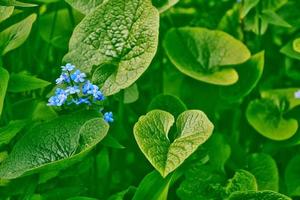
[0,120,26,146]
[132,171,174,200]
[260,88,300,110]
[292,38,300,53]
[260,10,291,28]
[240,0,260,18]
[246,99,298,141]
[65,0,104,15]
[225,170,257,196]
[177,164,225,200]
[148,94,187,118]
[124,84,139,104]
[0,6,13,22]
[0,0,37,7]
[228,190,291,200]
[108,186,136,200]
[39,9,73,49]
[0,111,109,179]
[0,14,36,55]
[205,133,231,173]
[67,197,98,200]
[95,147,110,178]
[281,39,300,60]
[0,67,9,117]
[220,51,264,102]
[247,153,279,191]
[163,27,251,85]
[262,0,288,11]
[64,0,159,96]
[152,0,179,13]
[7,72,50,93]
[134,110,214,177]
[285,155,300,196]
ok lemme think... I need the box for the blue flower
[72,98,91,105]
[103,112,114,123]
[56,73,70,84]
[82,81,96,95]
[47,90,68,106]
[94,90,105,101]
[62,63,75,72]
[66,86,80,94]
[295,90,300,99]
[71,70,86,83]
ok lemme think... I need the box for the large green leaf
[220,51,264,102]
[228,190,291,200]
[285,155,300,196]
[0,14,36,55]
[0,111,109,179]
[65,0,104,15]
[7,72,50,93]
[0,67,9,117]
[0,6,13,22]
[246,99,298,141]
[64,0,159,96]
[134,110,214,177]
[247,153,279,191]
[163,27,251,85]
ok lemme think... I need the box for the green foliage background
[0,0,300,199]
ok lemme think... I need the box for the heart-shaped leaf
[246,99,298,140]
[0,111,109,179]
[163,27,251,85]
[228,190,291,200]
[64,0,159,96]
[220,51,264,102]
[133,110,214,177]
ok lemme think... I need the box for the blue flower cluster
[295,90,300,99]
[47,63,113,123]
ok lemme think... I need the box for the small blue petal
[66,86,80,94]
[71,70,86,83]
[103,112,114,123]
[61,63,75,72]
[72,98,91,105]
[56,73,70,84]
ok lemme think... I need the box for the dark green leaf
[7,72,50,93]
[0,120,26,146]
[285,155,300,196]
[0,14,36,55]
[220,51,264,102]
[247,153,279,191]
[228,190,291,200]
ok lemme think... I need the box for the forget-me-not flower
[66,86,80,94]
[103,112,114,123]
[62,63,75,72]
[71,69,86,83]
